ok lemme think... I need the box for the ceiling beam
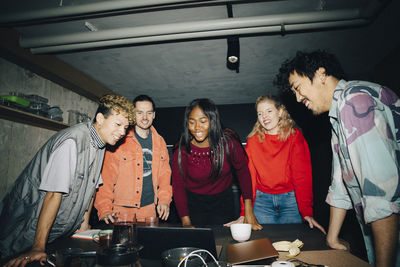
[0,0,248,25]
[30,19,367,54]
[20,9,361,48]
[0,27,113,102]
[17,0,390,54]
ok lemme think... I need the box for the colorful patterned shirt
[326,79,400,224]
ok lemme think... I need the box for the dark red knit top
[172,137,252,218]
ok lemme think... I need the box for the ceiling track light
[227,36,240,73]
[226,3,239,73]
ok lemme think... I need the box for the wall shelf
[0,105,69,131]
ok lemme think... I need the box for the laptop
[226,238,279,265]
[137,226,218,260]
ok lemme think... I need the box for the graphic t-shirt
[135,130,155,207]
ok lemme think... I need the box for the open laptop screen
[137,226,218,260]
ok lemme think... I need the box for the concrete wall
[0,58,98,199]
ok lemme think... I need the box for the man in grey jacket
[0,94,135,267]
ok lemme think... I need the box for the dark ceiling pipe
[19,0,390,54]
[0,0,249,25]
[30,19,367,54]
[20,8,361,48]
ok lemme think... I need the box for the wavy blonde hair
[96,94,136,125]
[248,95,296,142]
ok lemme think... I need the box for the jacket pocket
[157,154,168,172]
[70,173,85,204]
[118,153,137,163]
[117,154,138,178]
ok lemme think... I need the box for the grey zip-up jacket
[0,122,105,258]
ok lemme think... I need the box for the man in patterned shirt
[275,50,399,267]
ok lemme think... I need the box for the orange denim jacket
[94,126,172,219]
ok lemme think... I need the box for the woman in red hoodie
[228,95,325,233]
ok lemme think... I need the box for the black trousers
[187,187,236,227]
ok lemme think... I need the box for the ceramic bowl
[230,223,252,242]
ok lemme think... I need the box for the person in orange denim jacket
[94,95,172,223]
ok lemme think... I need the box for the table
[276,250,372,267]
[211,224,372,267]
[5,223,372,267]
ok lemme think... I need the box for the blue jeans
[253,190,302,224]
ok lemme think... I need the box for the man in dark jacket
[0,94,135,267]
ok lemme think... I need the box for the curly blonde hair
[248,95,296,142]
[95,94,135,125]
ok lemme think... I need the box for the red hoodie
[240,129,313,219]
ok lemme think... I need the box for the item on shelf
[8,92,27,98]
[68,110,80,125]
[5,92,52,118]
[0,104,69,131]
[48,106,64,122]
[29,102,50,117]
[25,94,49,104]
[0,95,30,108]
[68,110,92,125]
[80,113,92,123]
[4,92,70,125]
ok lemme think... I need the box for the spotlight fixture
[227,36,240,73]
[225,3,239,73]
[228,55,238,63]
